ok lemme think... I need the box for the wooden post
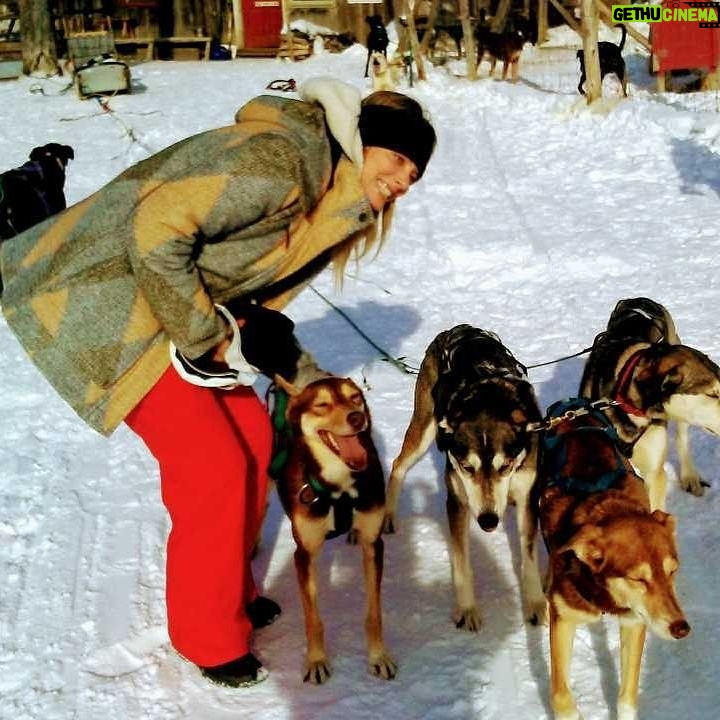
[548,0,583,36]
[231,0,243,51]
[458,0,476,80]
[596,0,650,50]
[403,0,427,81]
[491,0,512,32]
[580,0,601,103]
[537,0,548,45]
[419,0,440,56]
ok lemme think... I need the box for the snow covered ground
[2,25,720,720]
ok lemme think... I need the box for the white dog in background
[370,51,397,91]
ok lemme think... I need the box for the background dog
[537,398,690,720]
[386,325,547,628]
[273,374,396,684]
[369,50,396,91]
[0,143,74,241]
[577,24,627,96]
[580,296,720,510]
[474,12,534,82]
[364,14,389,78]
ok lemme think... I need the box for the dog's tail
[616,24,626,52]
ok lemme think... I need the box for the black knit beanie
[358,102,436,179]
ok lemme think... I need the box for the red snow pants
[125,365,272,666]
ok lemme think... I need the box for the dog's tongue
[335,434,368,471]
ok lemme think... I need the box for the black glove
[233,303,302,382]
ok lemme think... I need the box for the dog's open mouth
[318,430,368,471]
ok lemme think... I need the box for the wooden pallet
[277,34,311,60]
[235,47,278,58]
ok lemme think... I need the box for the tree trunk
[19,0,59,76]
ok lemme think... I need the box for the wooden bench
[114,36,155,61]
[156,35,212,61]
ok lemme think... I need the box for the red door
[651,0,720,73]
[242,0,283,48]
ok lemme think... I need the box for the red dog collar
[612,349,647,418]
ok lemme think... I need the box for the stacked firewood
[277,31,312,60]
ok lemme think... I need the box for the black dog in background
[0,143,75,241]
[577,24,627,96]
[364,14,389,77]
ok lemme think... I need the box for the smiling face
[287,377,371,474]
[361,146,418,212]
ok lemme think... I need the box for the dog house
[651,0,720,83]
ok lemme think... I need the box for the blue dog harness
[541,398,628,495]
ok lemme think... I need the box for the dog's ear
[274,374,301,396]
[516,381,543,424]
[29,145,47,161]
[559,525,606,573]
[660,368,683,398]
[636,353,683,407]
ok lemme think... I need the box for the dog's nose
[347,411,366,430]
[477,513,499,532]
[669,619,691,639]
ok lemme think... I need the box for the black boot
[246,596,281,629]
[199,653,268,688]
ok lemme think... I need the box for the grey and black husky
[385,325,547,628]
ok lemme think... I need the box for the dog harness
[433,326,532,451]
[541,398,628,495]
[268,386,356,540]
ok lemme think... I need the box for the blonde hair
[330,203,394,288]
[330,91,431,287]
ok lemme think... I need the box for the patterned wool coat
[0,85,376,435]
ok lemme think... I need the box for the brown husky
[273,374,396,684]
[537,398,690,720]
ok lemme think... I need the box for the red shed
[651,0,720,74]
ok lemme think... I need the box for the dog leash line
[525,346,593,370]
[309,285,419,375]
[526,398,620,433]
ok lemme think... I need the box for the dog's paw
[303,658,332,684]
[368,651,397,680]
[616,702,638,720]
[454,606,482,632]
[526,597,549,626]
[382,512,396,535]
[555,711,584,720]
[680,473,709,497]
